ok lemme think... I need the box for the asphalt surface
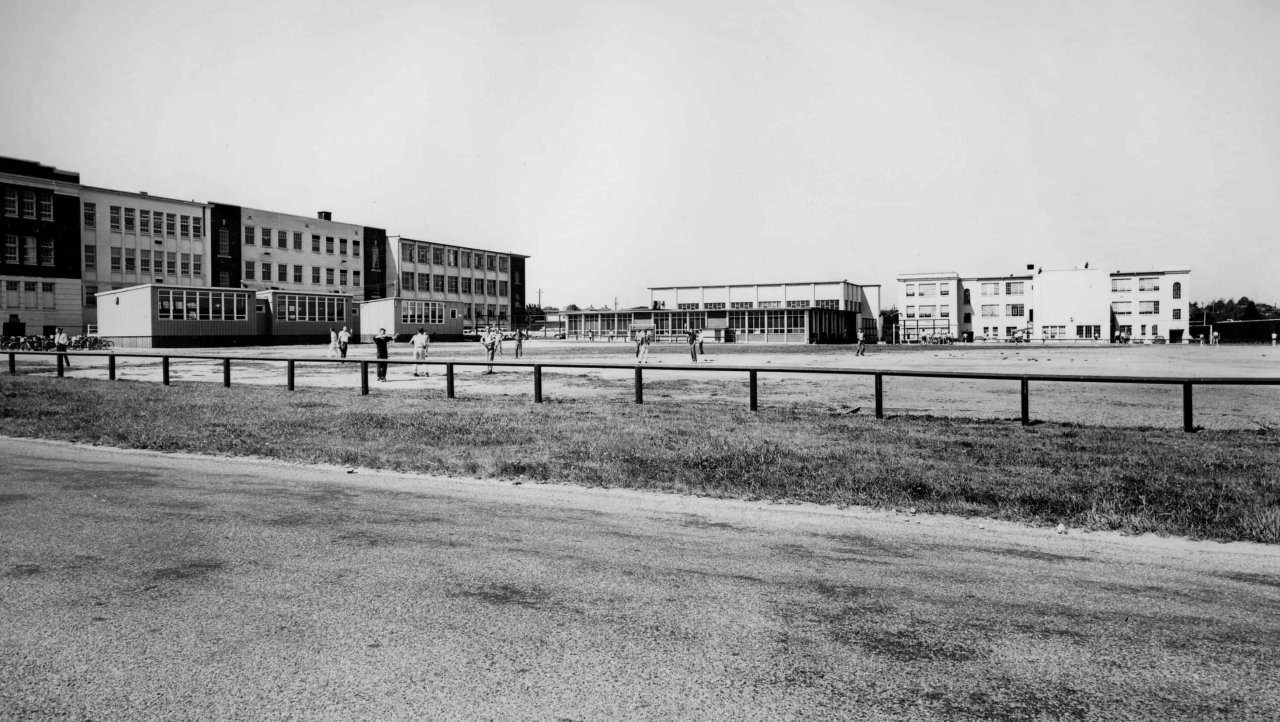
[2,437,1279,721]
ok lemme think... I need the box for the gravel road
[3,437,1278,720]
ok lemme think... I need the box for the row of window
[906,304,960,319]
[273,294,348,323]
[87,204,204,238]
[244,227,361,257]
[157,289,250,321]
[401,300,447,325]
[245,262,361,288]
[1,280,57,308]
[3,189,55,221]
[904,282,959,297]
[1112,300,1163,315]
[976,304,1025,318]
[85,246,204,277]
[400,273,506,297]
[1112,278,1175,294]
[399,242,508,273]
[4,235,56,266]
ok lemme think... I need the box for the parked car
[1152,335,1167,344]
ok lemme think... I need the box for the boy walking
[411,328,430,376]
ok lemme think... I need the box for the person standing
[697,329,705,357]
[637,330,652,364]
[514,330,524,359]
[686,327,698,363]
[327,328,340,358]
[481,327,498,374]
[856,330,866,356]
[338,326,351,359]
[411,327,430,376]
[54,327,71,368]
[372,328,394,381]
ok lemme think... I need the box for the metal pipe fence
[8,350,1280,433]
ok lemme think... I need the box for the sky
[2,0,1277,310]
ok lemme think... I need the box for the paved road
[2,437,1278,720]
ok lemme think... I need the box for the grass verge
[3,376,1278,543]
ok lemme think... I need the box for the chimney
[317,211,332,221]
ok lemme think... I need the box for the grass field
[3,341,1279,543]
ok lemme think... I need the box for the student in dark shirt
[372,328,394,381]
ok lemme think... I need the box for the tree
[564,304,581,312]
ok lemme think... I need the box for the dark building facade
[0,157,83,335]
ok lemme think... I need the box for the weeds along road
[2,437,1278,721]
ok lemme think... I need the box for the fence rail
[8,350,1280,433]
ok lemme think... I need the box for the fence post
[162,357,170,386]
[7,352,14,375]
[287,360,295,391]
[749,370,758,411]
[446,364,455,399]
[1020,378,1029,426]
[1183,382,1194,433]
[534,365,543,403]
[360,361,369,395]
[108,355,116,380]
[875,373,883,419]
[634,367,643,404]
[223,358,231,387]
[57,353,64,378]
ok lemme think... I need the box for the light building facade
[385,235,528,332]
[78,187,211,333]
[1,158,83,336]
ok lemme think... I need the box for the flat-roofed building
[562,280,881,344]
[256,289,355,344]
[78,187,211,333]
[355,296,467,342]
[385,235,528,331]
[97,283,257,348]
[1,157,83,336]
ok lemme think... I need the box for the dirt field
[19,340,1280,431]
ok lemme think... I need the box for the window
[1172,282,1181,299]
[244,261,256,280]
[193,216,203,238]
[1042,325,1066,338]
[293,265,303,283]
[326,268,334,285]
[758,301,780,309]
[1152,325,1159,336]
[167,252,177,276]
[181,216,191,238]
[261,263,272,282]
[312,234,321,253]
[37,193,53,221]
[85,285,98,307]
[678,303,699,311]
[124,248,136,273]
[277,230,287,249]
[218,228,231,257]
[83,202,96,228]
[352,271,360,287]
[963,312,971,323]
[276,264,286,282]
[139,209,151,234]
[981,282,1000,296]
[940,305,950,318]
[1007,304,1025,317]
[260,227,272,247]
[1075,325,1101,339]
[918,283,936,297]
[1111,300,1132,315]
[496,280,507,296]
[731,301,753,309]
[123,208,135,232]
[486,279,497,296]
[157,289,248,321]
[219,272,230,287]
[293,232,303,250]
[326,237,334,254]
[1005,281,1024,295]
[22,191,36,219]
[499,257,508,272]
[339,269,347,286]
[486,255,496,271]
[461,251,471,268]
[447,276,458,293]
[918,305,935,318]
[814,300,838,309]
[311,267,320,284]
[152,212,163,235]
[1111,278,1132,293]
[166,213,176,236]
[352,239,360,257]
[274,294,346,323]
[22,236,36,265]
[448,249,458,266]
[963,288,971,304]
[785,300,809,308]
[905,306,916,318]
[110,247,122,272]
[940,286,950,296]
[83,244,96,270]
[416,272,429,291]
[981,304,999,317]
[110,206,122,231]
[460,277,472,294]
[339,238,347,255]
[1139,300,1159,315]
[5,234,18,264]
[140,249,151,275]
[244,226,255,245]
[433,247,444,265]
[705,302,725,310]
[3,189,16,217]
[401,300,445,325]
[1139,278,1159,292]
[1173,308,1182,320]
[181,253,192,276]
